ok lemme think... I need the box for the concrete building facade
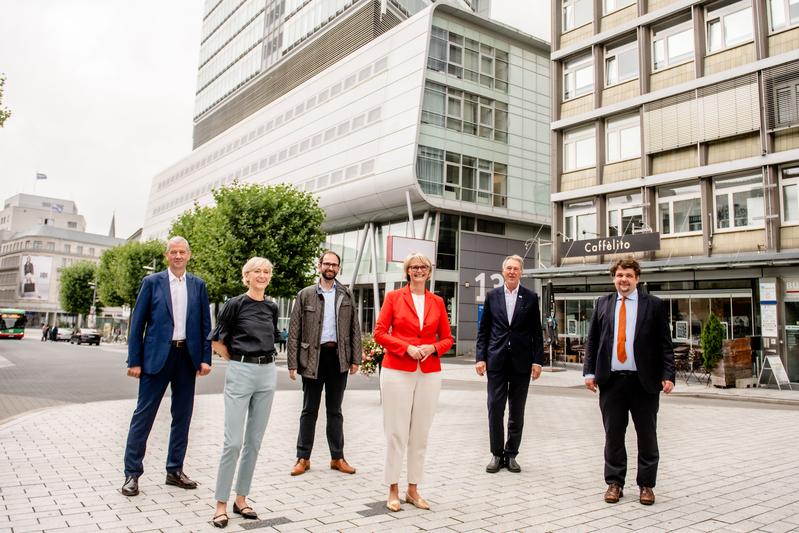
[546,0,799,381]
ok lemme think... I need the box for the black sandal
[233,502,258,519]
[211,513,228,528]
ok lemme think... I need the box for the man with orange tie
[583,257,675,506]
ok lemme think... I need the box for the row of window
[200,0,263,66]
[152,106,383,217]
[563,167,799,240]
[168,56,388,192]
[562,0,798,34]
[563,114,640,170]
[416,146,507,208]
[282,0,355,53]
[197,11,265,91]
[427,26,510,93]
[0,241,97,256]
[421,81,509,143]
[297,159,376,193]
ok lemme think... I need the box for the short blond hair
[502,254,524,270]
[241,257,273,287]
[403,252,432,282]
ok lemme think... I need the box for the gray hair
[502,254,524,270]
[166,236,190,253]
[241,257,273,287]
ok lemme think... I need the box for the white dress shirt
[411,292,425,330]
[319,282,337,343]
[504,283,519,323]
[611,289,638,371]
[168,268,187,341]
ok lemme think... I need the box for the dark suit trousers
[124,345,197,477]
[486,354,531,458]
[296,345,348,460]
[599,372,660,488]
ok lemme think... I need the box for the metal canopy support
[429,211,440,291]
[405,190,416,238]
[349,222,370,289]
[420,210,430,239]
[370,222,381,320]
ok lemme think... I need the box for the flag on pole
[36,172,47,180]
[51,203,64,213]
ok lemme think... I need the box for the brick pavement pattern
[1,383,799,532]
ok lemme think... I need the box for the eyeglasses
[320,262,340,268]
[409,265,430,271]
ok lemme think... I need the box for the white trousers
[380,366,442,485]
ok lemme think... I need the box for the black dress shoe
[506,457,521,473]
[121,475,139,496]
[233,502,258,519]
[486,455,504,473]
[165,470,198,489]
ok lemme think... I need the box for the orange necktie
[617,296,627,364]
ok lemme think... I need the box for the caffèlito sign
[559,233,661,258]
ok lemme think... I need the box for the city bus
[0,308,27,339]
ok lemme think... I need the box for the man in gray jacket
[287,250,362,476]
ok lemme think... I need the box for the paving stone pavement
[1,371,799,532]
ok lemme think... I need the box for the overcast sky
[0,0,550,239]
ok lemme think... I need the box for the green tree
[700,313,724,371]
[170,182,326,302]
[0,74,10,127]
[59,261,100,323]
[97,240,166,308]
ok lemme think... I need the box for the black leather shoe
[165,470,198,489]
[506,457,521,473]
[121,475,139,496]
[486,455,503,473]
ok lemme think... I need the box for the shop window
[657,182,703,235]
[563,125,596,171]
[605,38,639,86]
[563,0,592,31]
[605,114,640,162]
[563,199,597,240]
[563,54,593,100]
[769,0,799,31]
[714,174,764,230]
[607,192,644,236]
[706,0,753,53]
[652,18,694,71]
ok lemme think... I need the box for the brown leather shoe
[639,486,655,505]
[604,483,623,503]
[330,458,356,474]
[290,458,310,476]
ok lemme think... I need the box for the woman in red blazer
[373,252,453,512]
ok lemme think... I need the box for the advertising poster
[18,255,52,300]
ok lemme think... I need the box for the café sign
[560,233,661,258]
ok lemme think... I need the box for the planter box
[710,338,754,388]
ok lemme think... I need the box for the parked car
[55,329,72,341]
[70,328,101,345]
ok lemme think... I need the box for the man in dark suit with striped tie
[583,257,675,506]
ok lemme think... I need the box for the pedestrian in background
[41,324,49,342]
[209,257,278,528]
[374,252,453,512]
[121,236,212,497]
[287,250,361,477]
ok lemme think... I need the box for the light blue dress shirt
[611,289,638,372]
[318,282,337,343]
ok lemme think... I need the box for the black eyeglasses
[320,262,340,268]
[409,265,430,271]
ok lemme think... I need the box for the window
[652,19,694,71]
[774,79,799,128]
[77,245,83,255]
[607,192,644,236]
[706,1,753,52]
[563,0,592,32]
[421,82,509,143]
[658,183,703,234]
[781,166,799,222]
[605,39,639,86]
[67,221,77,229]
[714,174,764,229]
[606,115,640,162]
[563,54,593,99]
[563,126,596,171]
[769,0,799,31]
[604,0,635,15]
[428,27,509,92]
[416,145,507,207]
[564,199,597,240]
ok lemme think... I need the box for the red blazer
[374,285,454,373]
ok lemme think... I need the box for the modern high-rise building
[545,0,799,380]
[142,1,551,355]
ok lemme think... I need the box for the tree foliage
[97,240,166,308]
[700,313,724,371]
[0,74,10,127]
[59,261,100,320]
[170,182,326,302]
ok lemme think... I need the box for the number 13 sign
[474,272,503,303]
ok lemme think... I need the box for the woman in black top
[209,257,278,528]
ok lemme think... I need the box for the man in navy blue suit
[121,236,212,497]
[475,255,544,474]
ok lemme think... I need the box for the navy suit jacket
[476,284,545,374]
[127,270,212,375]
[583,291,675,394]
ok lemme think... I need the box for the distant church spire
[108,211,116,238]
